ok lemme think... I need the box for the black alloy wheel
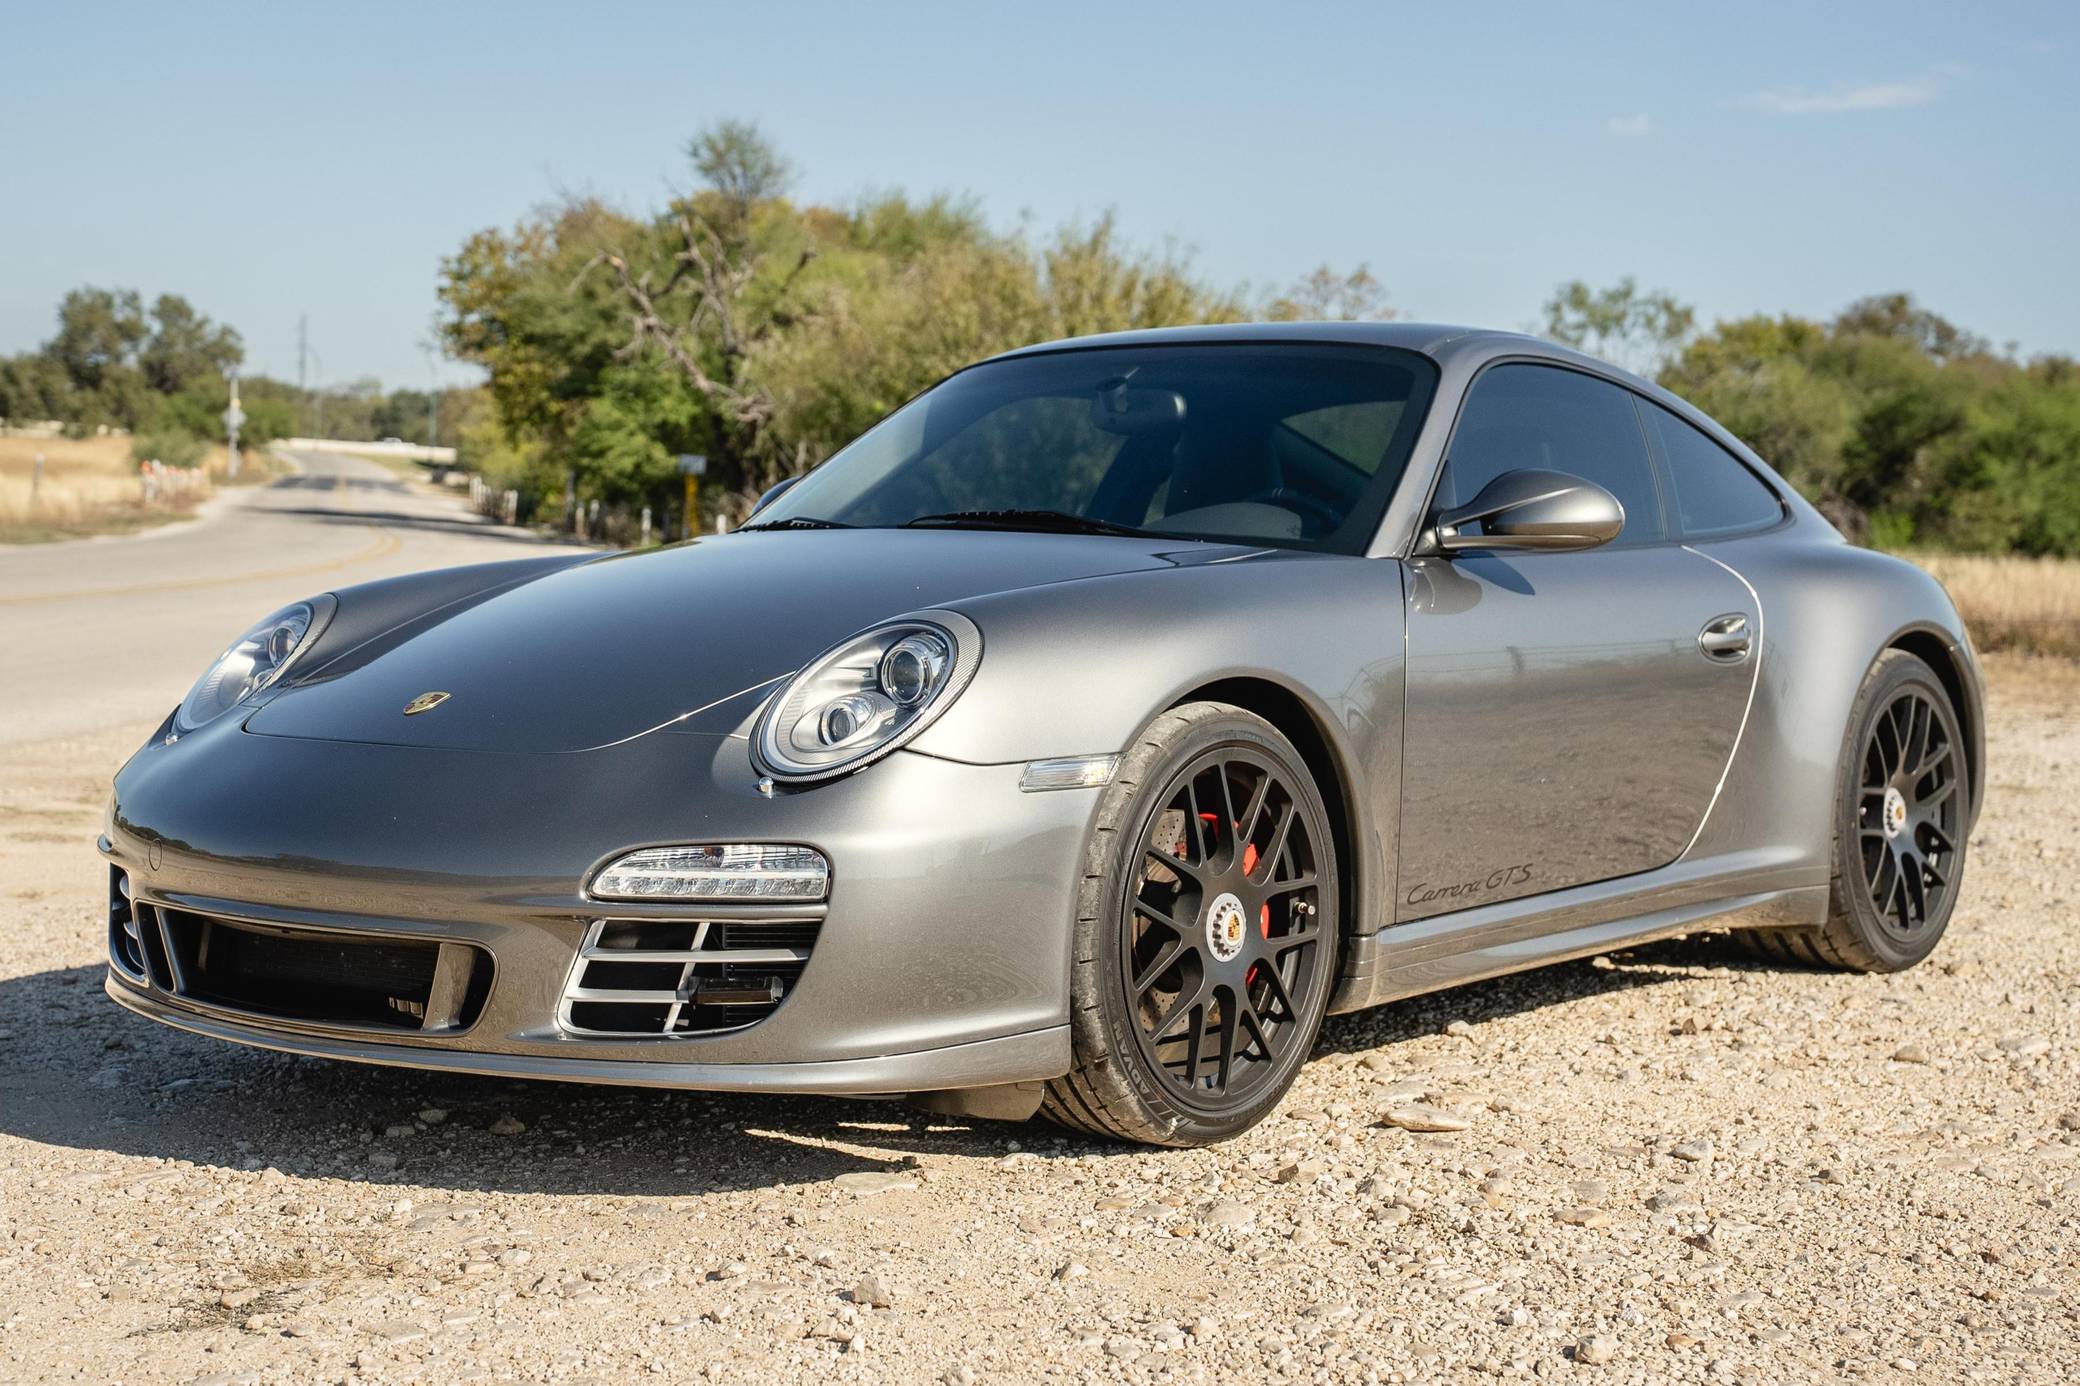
[1856,684,1964,939]
[1123,746,1328,1111]
[1045,703,1340,1146]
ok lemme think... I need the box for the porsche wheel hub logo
[1881,785,1908,839]
[403,691,452,716]
[1204,891,1248,963]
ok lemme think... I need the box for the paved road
[0,450,588,747]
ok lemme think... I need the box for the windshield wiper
[737,515,853,531]
[902,509,1150,538]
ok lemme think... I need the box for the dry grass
[0,435,280,543]
[0,435,156,542]
[1905,553,2080,658]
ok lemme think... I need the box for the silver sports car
[102,323,1982,1146]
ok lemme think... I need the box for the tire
[1042,703,1340,1146]
[1739,650,1969,972]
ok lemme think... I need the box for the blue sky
[2,1,2073,389]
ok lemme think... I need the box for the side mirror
[751,475,800,517]
[1426,469,1624,555]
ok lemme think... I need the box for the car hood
[245,529,1247,753]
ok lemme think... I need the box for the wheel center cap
[1204,891,1248,963]
[1882,785,1908,839]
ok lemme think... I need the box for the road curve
[0,449,591,747]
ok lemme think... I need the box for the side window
[1437,364,1665,546]
[1640,401,1784,539]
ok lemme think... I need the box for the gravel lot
[1,656,2074,1385]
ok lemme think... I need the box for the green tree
[139,294,243,395]
[1542,277,1695,375]
[1263,264,1396,322]
[49,286,147,391]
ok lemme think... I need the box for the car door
[1395,362,1758,920]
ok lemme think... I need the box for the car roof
[984,320,1678,404]
[987,320,1542,361]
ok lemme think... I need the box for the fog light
[1019,754,1120,792]
[591,844,831,901]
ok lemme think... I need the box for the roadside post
[223,373,245,479]
[677,454,707,539]
[30,453,42,507]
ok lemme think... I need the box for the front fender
[912,551,1408,935]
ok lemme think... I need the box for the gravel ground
[1,657,2074,1385]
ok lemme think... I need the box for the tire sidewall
[1079,706,1340,1145]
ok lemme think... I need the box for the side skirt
[1328,854,1828,1013]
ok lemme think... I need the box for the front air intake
[558,915,819,1036]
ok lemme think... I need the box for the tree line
[0,289,463,470]
[1544,280,2080,554]
[10,119,2074,555]
[434,120,1391,532]
[440,122,2079,554]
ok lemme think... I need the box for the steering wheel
[1240,486,1342,535]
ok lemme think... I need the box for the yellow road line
[0,527,403,606]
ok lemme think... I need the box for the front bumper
[102,717,1092,1093]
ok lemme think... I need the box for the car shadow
[4,936,1770,1195]
[1314,930,1777,1059]
[261,505,566,546]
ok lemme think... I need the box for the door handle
[1698,613,1751,663]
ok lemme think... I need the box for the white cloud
[1730,79,1939,115]
[1605,113,1653,138]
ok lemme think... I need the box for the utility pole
[297,314,309,437]
[422,343,439,448]
[224,372,245,479]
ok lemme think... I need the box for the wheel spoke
[1236,770,1271,847]
[1913,735,1951,781]
[1184,780,1211,864]
[1922,823,1956,854]
[1255,802,1296,886]
[1861,744,1888,794]
[1213,989,1238,1091]
[1900,854,1927,926]
[1263,872,1319,898]
[1920,779,1956,812]
[1131,935,1188,996]
[1902,698,1929,782]
[1239,998,1278,1065]
[1153,976,1209,1044]
[1147,845,1200,885]
[1878,705,1903,778]
[1132,897,1185,933]
[1257,959,1301,1023]
[1217,763,1243,844]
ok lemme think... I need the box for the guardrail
[281,437,459,463]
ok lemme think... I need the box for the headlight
[753,612,981,782]
[175,598,331,732]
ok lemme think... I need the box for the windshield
[755,343,1438,553]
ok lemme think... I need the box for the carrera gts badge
[402,691,452,716]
